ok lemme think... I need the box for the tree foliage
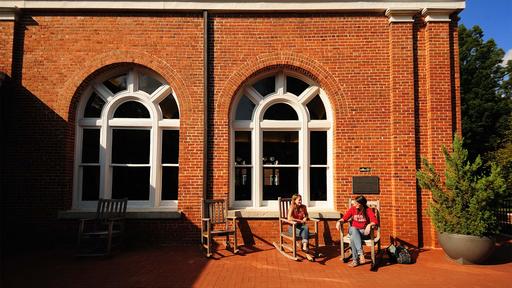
[459,24,512,160]
[417,136,506,236]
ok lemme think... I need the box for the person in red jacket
[336,195,378,267]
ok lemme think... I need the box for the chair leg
[370,240,375,265]
[292,224,296,259]
[340,230,344,261]
[233,218,239,253]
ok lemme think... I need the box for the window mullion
[152,125,160,209]
[245,87,263,103]
[93,83,114,102]
[298,85,319,104]
[150,84,171,103]
[128,69,137,92]
[276,72,285,95]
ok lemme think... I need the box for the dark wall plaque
[352,176,379,194]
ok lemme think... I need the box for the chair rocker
[201,199,239,257]
[77,198,128,256]
[339,199,381,269]
[273,197,319,261]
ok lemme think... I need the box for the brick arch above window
[61,49,191,124]
[216,51,348,123]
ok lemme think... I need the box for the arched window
[231,70,332,208]
[75,67,180,210]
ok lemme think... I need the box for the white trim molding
[0,1,466,12]
[385,9,420,23]
[422,8,455,22]
[0,7,18,21]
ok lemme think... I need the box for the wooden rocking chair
[77,198,128,256]
[273,197,319,261]
[201,199,239,257]
[339,199,381,270]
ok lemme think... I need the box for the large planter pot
[438,232,496,264]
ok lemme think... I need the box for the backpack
[387,244,412,264]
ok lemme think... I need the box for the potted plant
[416,135,506,264]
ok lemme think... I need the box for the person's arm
[287,206,295,222]
[364,208,378,235]
[302,206,309,223]
[367,207,378,226]
[336,207,353,230]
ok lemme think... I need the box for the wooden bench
[77,198,128,256]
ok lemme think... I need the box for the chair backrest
[203,199,228,224]
[278,197,292,219]
[96,198,128,222]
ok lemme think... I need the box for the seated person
[336,195,378,267]
[288,194,310,252]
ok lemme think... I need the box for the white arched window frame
[230,70,333,209]
[73,67,180,210]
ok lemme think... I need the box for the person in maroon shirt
[288,194,310,252]
[336,195,378,267]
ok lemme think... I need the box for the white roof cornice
[422,8,455,22]
[0,1,465,12]
[0,7,18,20]
[385,8,420,23]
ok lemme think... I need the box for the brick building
[0,0,464,249]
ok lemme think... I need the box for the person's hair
[291,194,302,211]
[355,195,369,221]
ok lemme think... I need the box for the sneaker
[359,254,366,264]
[348,260,359,267]
[302,242,308,252]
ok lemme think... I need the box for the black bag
[387,244,412,264]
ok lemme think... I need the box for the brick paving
[1,242,511,288]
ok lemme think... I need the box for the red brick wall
[2,12,205,246]
[1,11,460,249]
[0,21,14,75]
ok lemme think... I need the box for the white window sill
[58,209,182,219]
[228,209,341,219]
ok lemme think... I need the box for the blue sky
[459,0,512,63]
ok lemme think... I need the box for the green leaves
[460,25,512,160]
[417,135,506,236]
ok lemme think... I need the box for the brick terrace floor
[1,240,511,288]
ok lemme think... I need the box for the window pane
[307,95,327,120]
[82,166,99,201]
[310,131,327,165]
[84,92,105,118]
[262,167,297,200]
[235,167,251,200]
[310,167,327,201]
[162,130,179,164]
[235,131,251,165]
[82,129,100,163]
[253,76,275,97]
[103,74,127,94]
[263,103,298,120]
[160,95,180,119]
[113,101,150,118]
[112,129,150,164]
[138,72,162,95]
[112,167,150,200]
[263,131,298,165]
[235,96,255,120]
[162,166,178,200]
[286,76,309,96]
